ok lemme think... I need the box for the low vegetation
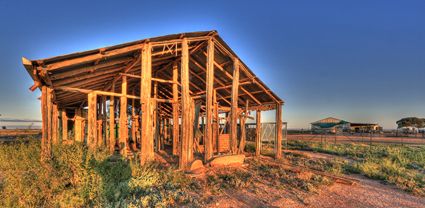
[288,140,425,196]
[0,139,336,207]
[0,139,201,207]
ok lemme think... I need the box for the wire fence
[286,130,425,146]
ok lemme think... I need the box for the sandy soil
[204,151,425,208]
[296,174,425,208]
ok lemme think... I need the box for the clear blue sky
[0,0,424,129]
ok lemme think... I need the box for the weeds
[0,140,201,207]
[288,140,425,196]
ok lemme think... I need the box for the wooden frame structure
[22,30,284,168]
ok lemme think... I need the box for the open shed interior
[22,30,284,168]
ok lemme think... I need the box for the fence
[287,131,425,146]
[246,122,288,146]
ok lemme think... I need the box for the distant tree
[396,117,425,128]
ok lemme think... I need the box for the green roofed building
[311,117,350,133]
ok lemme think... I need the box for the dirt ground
[287,134,425,146]
[203,150,425,208]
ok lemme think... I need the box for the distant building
[311,117,382,133]
[398,126,419,134]
[349,123,382,132]
[311,117,350,133]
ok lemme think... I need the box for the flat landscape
[287,134,425,146]
[1,135,424,207]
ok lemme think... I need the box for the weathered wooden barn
[22,30,284,169]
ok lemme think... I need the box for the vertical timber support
[87,92,97,150]
[230,58,240,154]
[109,82,116,153]
[102,96,107,147]
[74,108,83,143]
[275,104,283,159]
[204,38,214,162]
[97,120,103,147]
[172,62,180,156]
[61,110,68,142]
[52,104,59,145]
[40,86,51,161]
[213,90,219,152]
[140,43,154,165]
[239,100,248,154]
[179,38,191,169]
[120,76,128,157]
[153,81,159,151]
[131,97,137,150]
[255,111,262,156]
[47,88,52,148]
[188,99,194,162]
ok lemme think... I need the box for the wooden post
[102,95,107,146]
[204,38,214,162]
[40,86,51,160]
[239,101,248,154]
[120,75,128,156]
[140,43,154,165]
[230,58,240,154]
[213,90,219,152]
[163,119,168,149]
[255,111,262,156]
[275,104,283,159]
[109,82,116,153]
[97,120,103,146]
[52,104,59,144]
[189,99,195,162]
[172,62,179,156]
[180,38,191,169]
[61,110,68,142]
[153,81,159,151]
[131,98,136,150]
[47,88,53,148]
[87,92,97,149]
[74,108,83,142]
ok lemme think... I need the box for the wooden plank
[47,88,53,148]
[153,81,159,151]
[53,66,125,86]
[172,62,180,156]
[238,100,249,154]
[204,38,214,162]
[179,38,191,169]
[213,90,219,152]
[97,120,103,147]
[255,111,262,156]
[131,97,136,150]
[74,108,83,143]
[140,43,154,165]
[120,73,178,84]
[44,44,145,71]
[55,86,140,99]
[50,57,132,80]
[275,103,283,159]
[119,76,128,156]
[102,95,107,147]
[61,110,68,142]
[189,99,195,161]
[52,104,59,144]
[230,58,239,154]
[40,86,51,160]
[109,83,116,153]
[87,92,97,150]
